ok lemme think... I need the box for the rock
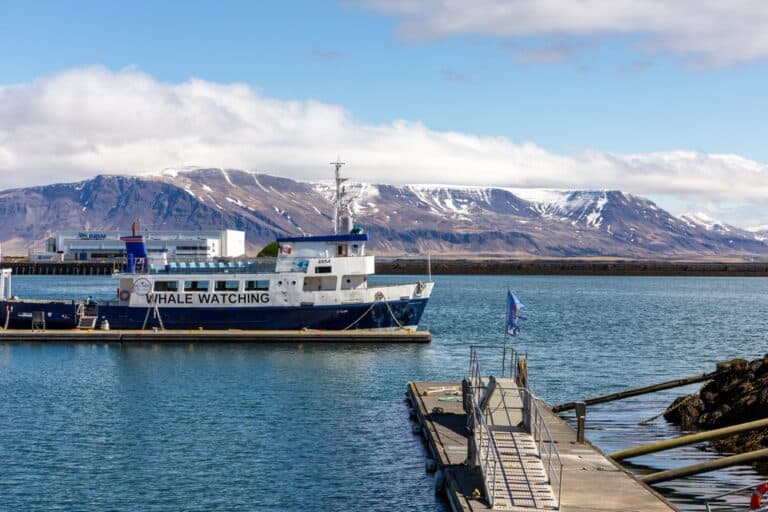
[665,356,768,456]
[663,395,704,430]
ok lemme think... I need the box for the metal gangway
[466,345,564,510]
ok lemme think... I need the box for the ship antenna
[330,158,347,234]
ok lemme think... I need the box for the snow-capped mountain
[0,168,765,257]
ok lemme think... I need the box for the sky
[1,0,768,227]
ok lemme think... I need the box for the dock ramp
[467,347,562,510]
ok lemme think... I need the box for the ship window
[341,275,365,290]
[303,276,337,291]
[316,266,332,274]
[245,280,270,291]
[184,280,209,292]
[154,281,178,292]
[215,280,239,292]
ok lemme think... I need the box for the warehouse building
[36,230,246,261]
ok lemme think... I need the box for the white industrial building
[36,230,246,261]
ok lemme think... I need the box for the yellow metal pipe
[610,417,768,460]
[552,371,717,413]
[641,447,768,484]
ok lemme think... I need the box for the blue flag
[506,291,527,335]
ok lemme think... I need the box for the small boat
[0,163,434,331]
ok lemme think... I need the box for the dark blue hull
[0,298,429,331]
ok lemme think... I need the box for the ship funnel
[120,234,148,273]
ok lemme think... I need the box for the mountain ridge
[0,168,765,258]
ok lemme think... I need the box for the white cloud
[1,67,768,226]
[358,0,768,66]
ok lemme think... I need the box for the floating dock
[408,380,678,511]
[407,346,680,511]
[0,328,431,343]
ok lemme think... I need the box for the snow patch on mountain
[511,188,612,228]
[220,168,234,186]
[679,212,731,232]
[312,182,380,215]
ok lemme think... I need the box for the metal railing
[469,344,520,383]
[522,387,564,508]
[466,344,563,510]
[704,482,768,511]
[473,410,509,508]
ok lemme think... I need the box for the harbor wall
[376,259,768,276]
[4,258,768,276]
[3,261,122,275]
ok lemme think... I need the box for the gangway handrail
[467,345,563,510]
[523,386,564,508]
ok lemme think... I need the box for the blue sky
[1,0,768,226]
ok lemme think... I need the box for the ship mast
[330,159,347,234]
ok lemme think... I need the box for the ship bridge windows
[245,280,270,291]
[336,244,348,256]
[303,276,337,292]
[184,280,210,292]
[215,280,240,292]
[154,280,179,292]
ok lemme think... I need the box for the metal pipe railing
[523,386,564,507]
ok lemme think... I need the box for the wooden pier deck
[407,380,679,511]
[0,328,431,343]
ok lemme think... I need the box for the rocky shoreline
[665,357,768,457]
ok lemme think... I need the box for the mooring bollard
[575,401,587,443]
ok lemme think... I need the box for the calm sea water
[1,274,767,511]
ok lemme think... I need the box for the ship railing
[147,259,277,274]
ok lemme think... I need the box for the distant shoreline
[376,259,768,276]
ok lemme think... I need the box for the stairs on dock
[77,316,97,329]
[481,429,558,511]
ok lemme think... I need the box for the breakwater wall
[3,262,121,275]
[3,259,768,276]
[376,259,768,276]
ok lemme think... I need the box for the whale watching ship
[0,162,434,331]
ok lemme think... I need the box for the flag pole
[504,287,510,376]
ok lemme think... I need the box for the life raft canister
[750,482,768,510]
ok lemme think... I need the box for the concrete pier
[0,328,431,343]
[407,380,679,511]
